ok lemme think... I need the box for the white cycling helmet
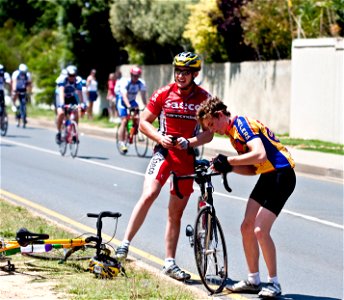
[19,63,28,73]
[66,65,77,76]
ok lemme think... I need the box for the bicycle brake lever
[222,173,232,193]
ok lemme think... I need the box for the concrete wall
[118,61,291,134]
[290,38,344,144]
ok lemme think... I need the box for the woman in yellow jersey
[197,96,296,298]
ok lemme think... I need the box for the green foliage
[242,0,292,60]
[109,0,193,64]
[242,0,344,60]
[184,0,228,63]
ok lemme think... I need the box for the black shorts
[250,168,296,216]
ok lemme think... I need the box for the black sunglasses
[174,69,192,76]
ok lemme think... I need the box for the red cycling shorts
[145,145,195,197]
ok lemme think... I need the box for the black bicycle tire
[193,206,228,294]
[69,121,79,158]
[134,130,149,157]
[59,123,67,156]
[0,114,8,136]
[24,244,95,262]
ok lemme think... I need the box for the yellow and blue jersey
[226,116,295,174]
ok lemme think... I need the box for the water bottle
[20,244,53,253]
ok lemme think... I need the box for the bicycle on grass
[58,104,79,158]
[116,107,149,157]
[172,159,232,294]
[0,211,126,279]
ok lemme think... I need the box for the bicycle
[14,91,29,128]
[58,104,79,158]
[0,103,8,136]
[115,107,149,157]
[171,159,232,294]
[0,211,126,279]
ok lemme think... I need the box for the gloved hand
[11,105,17,113]
[177,137,189,150]
[212,154,233,173]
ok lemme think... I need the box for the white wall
[290,38,344,143]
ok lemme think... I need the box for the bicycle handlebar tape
[213,154,233,173]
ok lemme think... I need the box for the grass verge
[0,199,197,300]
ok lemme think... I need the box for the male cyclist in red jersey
[115,52,213,281]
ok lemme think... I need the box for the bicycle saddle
[16,228,49,246]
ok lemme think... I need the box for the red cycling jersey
[147,83,210,138]
[146,83,210,197]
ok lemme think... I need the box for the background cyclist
[115,66,147,153]
[0,64,11,118]
[115,52,213,281]
[11,63,32,128]
[55,65,83,144]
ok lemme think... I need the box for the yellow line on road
[1,189,248,299]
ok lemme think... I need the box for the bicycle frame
[0,211,121,272]
[59,104,79,157]
[171,159,232,294]
[115,107,149,157]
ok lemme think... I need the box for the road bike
[58,104,79,158]
[0,104,8,136]
[0,211,125,279]
[172,159,232,294]
[115,107,149,157]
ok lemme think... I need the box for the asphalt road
[1,123,343,300]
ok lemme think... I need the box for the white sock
[268,275,279,284]
[164,257,175,268]
[121,240,130,248]
[248,272,261,285]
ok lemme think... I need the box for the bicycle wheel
[115,125,129,155]
[0,113,8,136]
[194,206,228,294]
[25,244,95,262]
[134,130,149,157]
[59,124,67,156]
[69,121,79,158]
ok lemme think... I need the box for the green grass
[24,105,344,155]
[0,199,196,300]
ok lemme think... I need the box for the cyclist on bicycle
[0,64,11,118]
[55,65,83,144]
[115,66,147,153]
[11,63,32,128]
[115,52,213,281]
[196,96,296,297]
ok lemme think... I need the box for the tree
[183,0,228,63]
[109,0,193,64]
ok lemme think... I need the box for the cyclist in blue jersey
[55,65,83,144]
[115,67,147,153]
[0,64,11,118]
[11,64,32,128]
[196,96,296,298]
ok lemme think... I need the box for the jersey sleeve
[146,84,171,116]
[235,116,260,143]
